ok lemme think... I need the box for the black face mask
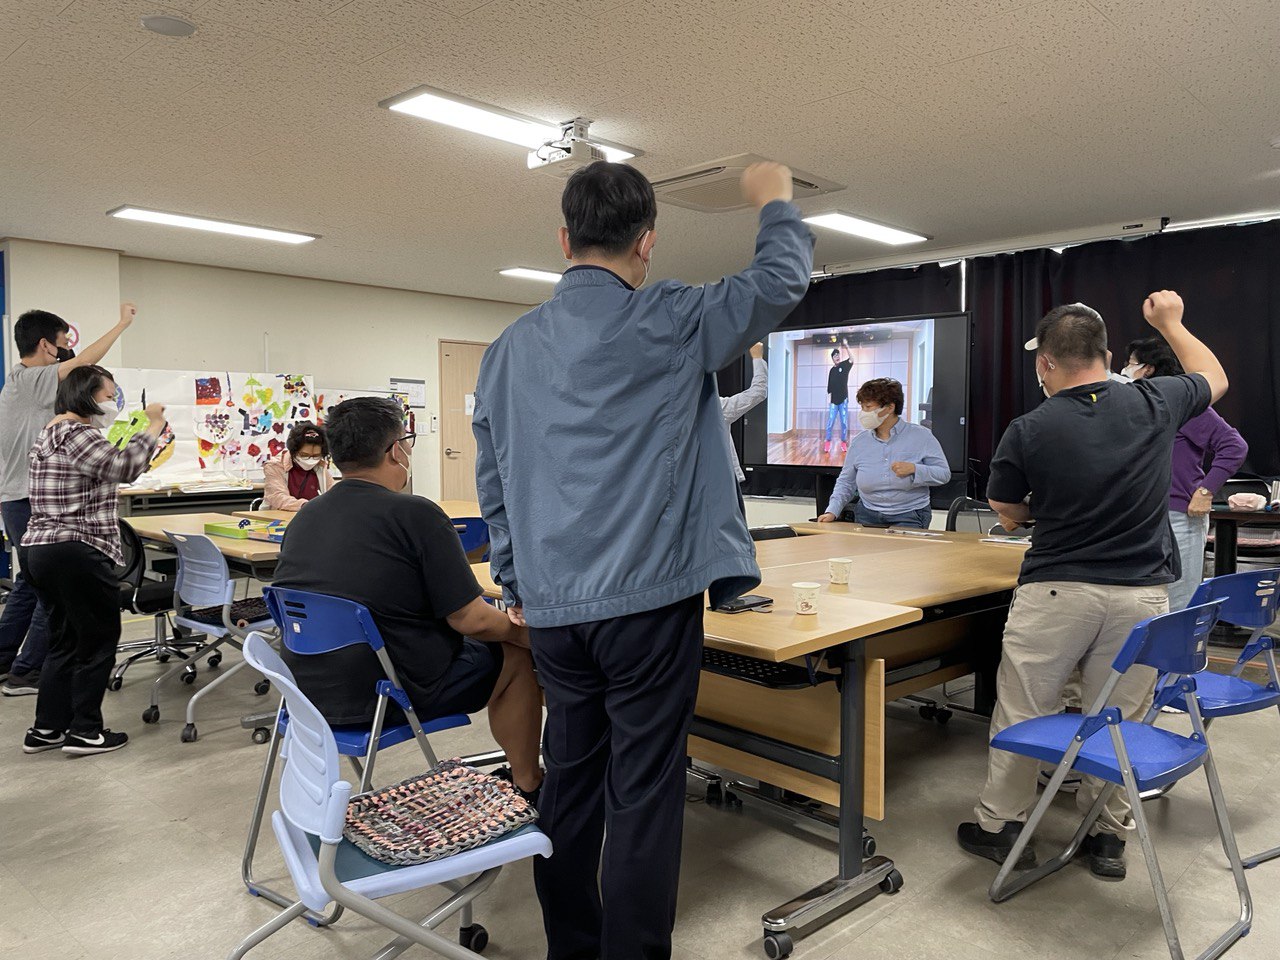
[55,346,75,362]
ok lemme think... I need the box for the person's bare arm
[59,302,135,380]
[446,596,527,645]
[1143,291,1227,403]
[990,499,1032,524]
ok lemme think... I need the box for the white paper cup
[793,582,820,615]
[828,557,853,584]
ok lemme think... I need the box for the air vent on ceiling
[651,154,843,213]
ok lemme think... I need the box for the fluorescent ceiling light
[803,212,927,246]
[108,206,316,244]
[381,87,636,162]
[500,267,563,284]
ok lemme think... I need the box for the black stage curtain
[970,221,1280,481]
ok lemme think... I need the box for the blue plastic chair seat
[1167,672,1280,718]
[992,714,1209,791]
[277,711,471,757]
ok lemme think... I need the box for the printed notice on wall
[389,377,427,408]
[464,393,475,416]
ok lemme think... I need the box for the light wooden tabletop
[438,500,483,519]
[125,512,281,562]
[119,482,264,497]
[232,509,296,522]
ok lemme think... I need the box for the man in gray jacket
[473,160,813,960]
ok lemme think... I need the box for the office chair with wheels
[109,521,198,690]
[242,587,473,928]
[988,601,1251,960]
[140,532,276,741]
[229,632,552,960]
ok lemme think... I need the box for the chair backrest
[115,520,147,588]
[264,586,386,654]
[946,496,999,534]
[750,524,799,542]
[1112,600,1224,677]
[454,517,490,554]
[166,532,234,607]
[1218,477,1270,503]
[1189,569,1280,630]
[242,633,345,839]
[249,497,265,512]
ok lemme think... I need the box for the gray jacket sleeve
[667,201,814,374]
[472,391,518,606]
[720,359,768,426]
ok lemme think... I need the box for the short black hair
[1126,336,1183,378]
[1035,302,1108,371]
[286,421,328,458]
[561,161,657,256]
[15,310,70,358]
[56,365,113,418]
[855,377,905,415]
[831,348,841,360]
[325,398,402,471]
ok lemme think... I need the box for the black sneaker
[492,765,542,808]
[957,821,1036,869]
[22,728,66,754]
[1079,832,1126,879]
[62,729,129,756]
[2,671,40,696]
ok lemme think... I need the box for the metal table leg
[759,638,902,958]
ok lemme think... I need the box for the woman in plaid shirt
[21,365,167,757]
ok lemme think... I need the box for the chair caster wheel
[207,654,222,668]
[142,706,160,724]
[863,835,877,858]
[254,680,271,696]
[936,709,953,725]
[251,727,271,745]
[919,705,937,721]
[157,653,171,663]
[181,724,198,743]
[181,667,196,685]
[459,923,488,952]
[763,931,793,958]
[108,676,123,692]
[879,869,904,894]
[706,782,724,806]
[724,789,742,809]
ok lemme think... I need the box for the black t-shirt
[827,359,853,404]
[272,480,482,725]
[988,375,1210,586]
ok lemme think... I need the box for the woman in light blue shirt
[817,377,950,528]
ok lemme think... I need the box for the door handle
[444,448,459,458]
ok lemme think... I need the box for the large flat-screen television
[740,312,970,473]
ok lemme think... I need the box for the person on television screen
[824,344,853,455]
[720,342,768,485]
[817,377,949,528]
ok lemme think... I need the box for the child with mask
[21,365,167,756]
[817,377,950,528]
[262,421,334,511]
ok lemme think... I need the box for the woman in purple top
[1125,337,1248,610]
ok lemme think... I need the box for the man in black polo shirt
[824,345,853,455]
[957,291,1228,879]
[273,397,543,798]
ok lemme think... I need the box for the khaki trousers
[976,581,1167,837]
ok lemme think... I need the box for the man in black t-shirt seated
[273,397,543,798]
[957,291,1228,880]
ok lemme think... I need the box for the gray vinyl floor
[2,613,1279,960]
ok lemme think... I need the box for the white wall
[2,239,124,370]
[115,258,525,501]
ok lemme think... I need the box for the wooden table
[126,512,280,580]
[232,508,297,523]
[233,499,484,525]
[472,526,1022,951]
[118,483,263,517]
[1209,509,1280,577]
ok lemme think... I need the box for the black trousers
[529,595,704,960]
[25,541,120,735]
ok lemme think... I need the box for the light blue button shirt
[825,418,951,516]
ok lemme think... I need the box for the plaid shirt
[23,420,156,566]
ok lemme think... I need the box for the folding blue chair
[989,601,1252,960]
[241,586,472,928]
[141,532,277,742]
[453,517,490,559]
[1154,570,1280,867]
[229,633,552,960]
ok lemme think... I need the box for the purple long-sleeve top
[1170,407,1248,513]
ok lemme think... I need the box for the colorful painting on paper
[108,370,315,481]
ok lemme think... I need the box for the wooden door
[439,340,490,502]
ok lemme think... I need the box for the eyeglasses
[386,433,417,452]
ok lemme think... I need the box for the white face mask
[294,456,321,470]
[392,443,412,491]
[857,407,888,430]
[90,400,118,429]
[1120,363,1142,381]
[638,230,652,289]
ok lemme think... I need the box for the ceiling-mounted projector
[528,118,608,177]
